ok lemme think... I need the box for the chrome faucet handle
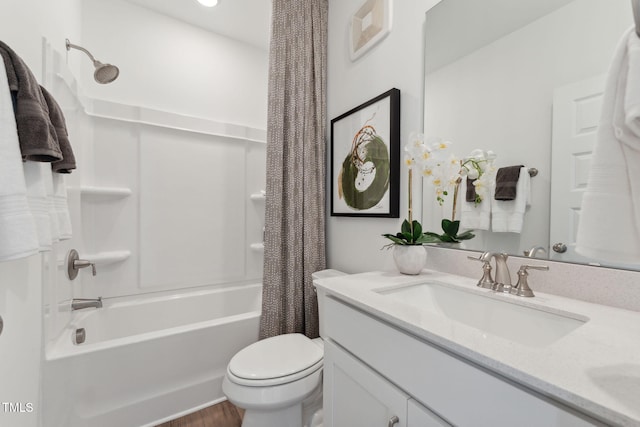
[467,255,494,289]
[510,264,549,297]
[67,249,97,280]
[74,259,97,276]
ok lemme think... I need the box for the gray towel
[465,177,477,202]
[0,41,62,162]
[494,165,524,201]
[40,86,76,173]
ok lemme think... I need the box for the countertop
[314,270,640,427]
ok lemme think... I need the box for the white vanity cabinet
[322,296,605,427]
[324,339,449,427]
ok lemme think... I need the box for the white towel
[0,59,39,261]
[460,179,491,230]
[576,27,640,263]
[52,173,72,240]
[491,166,530,233]
[42,164,60,244]
[23,162,53,250]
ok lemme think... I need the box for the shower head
[65,39,120,84]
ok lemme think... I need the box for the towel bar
[527,168,538,177]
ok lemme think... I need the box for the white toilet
[222,269,346,427]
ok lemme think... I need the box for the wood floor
[156,400,244,427]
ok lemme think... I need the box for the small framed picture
[331,88,400,218]
[350,0,393,61]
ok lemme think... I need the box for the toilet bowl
[222,269,346,427]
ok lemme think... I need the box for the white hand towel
[576,27,640,263]
[42,164,60,244]
[460,179,491,230]
[52,173,72,240]
[0,59,39,261]
[23,161,53,250]
[491,166,530,233]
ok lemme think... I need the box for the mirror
[422,0,639,270]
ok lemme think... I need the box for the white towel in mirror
[576,27,640,263]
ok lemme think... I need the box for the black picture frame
[330,88,400,217]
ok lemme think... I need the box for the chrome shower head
[65,39,120,84]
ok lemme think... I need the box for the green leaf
[441,219,460,237]
[382,235,409,245]
[401,232,413,242]
[401,219,411,235]
[412,221,422,241]
[416,234,440,244]
[455,230,475,241]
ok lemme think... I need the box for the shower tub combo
[42,282,261,427]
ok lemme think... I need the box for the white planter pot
[393,245,427,275]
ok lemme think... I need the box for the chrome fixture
[74,328,86,344]
[388,416,399,427]
[67,249,97,280]
[0,315,3,337]
[524,245,547,258]
[527,167,538,177]
[552,242,568,253]
[510,265,549,297]
[467,253,494,289]
[487,252,511,293]
[71,298,102,311]
[65,39,119,84]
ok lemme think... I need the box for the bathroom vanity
[315,271,640,427]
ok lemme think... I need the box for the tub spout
[71,297,102,310]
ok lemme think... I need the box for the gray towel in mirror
[494,165,524,201]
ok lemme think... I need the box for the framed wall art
[331,88,400,217]
[350,0,393,61]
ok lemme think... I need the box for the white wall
[327,0,441,273]
[80,0,268,129]
[422,0,631,256]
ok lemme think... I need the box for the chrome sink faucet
[71,298,102,311]
[524,245,547,258]
[488,252,512,293]
[468,252,511,291]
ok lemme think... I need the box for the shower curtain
[259,0,328,339]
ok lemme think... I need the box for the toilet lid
[229,333,323,381]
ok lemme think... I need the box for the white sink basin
[377,281,588,347]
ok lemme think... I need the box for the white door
[549,76,604,264]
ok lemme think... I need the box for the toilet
[222,269,346,427]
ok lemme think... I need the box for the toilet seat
[227,333,323,387]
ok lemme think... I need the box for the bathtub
[42,282,262,427]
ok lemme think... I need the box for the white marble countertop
[314,270,640,427]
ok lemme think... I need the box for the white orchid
[403,137,497,208]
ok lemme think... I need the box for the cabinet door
[324,340,407,427]
[407,399,450,427]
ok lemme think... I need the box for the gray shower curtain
[259,0,328,340]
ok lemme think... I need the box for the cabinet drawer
[325,297,603,427]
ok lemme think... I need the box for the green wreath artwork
[338,123,390,210]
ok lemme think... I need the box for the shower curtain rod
[633,0,640,36]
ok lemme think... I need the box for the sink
[377,281,588,347]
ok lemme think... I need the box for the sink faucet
[523,246,547,258]
[71,298,102,310]
[486,252,511,293]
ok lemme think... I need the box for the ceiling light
[197,0,218,7]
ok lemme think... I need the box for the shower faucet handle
[67,249,97,280]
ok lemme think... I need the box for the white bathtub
[42,282,261,427]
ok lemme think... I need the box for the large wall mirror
[422,0,638,270]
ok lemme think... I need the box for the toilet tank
[312,269,347,339]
